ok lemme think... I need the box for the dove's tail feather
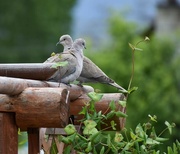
[109,82,127,93]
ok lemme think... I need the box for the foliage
[0,0,76,63]
[58,92,179,154]
[85,16,180,151]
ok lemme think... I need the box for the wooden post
[0,112,18,154]
[28,128,39,154]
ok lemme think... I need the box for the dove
[46,38,86,84]
[45,35,127,92]
[44,35,73,63]
[77,56,127,92]
[56,34,73,51]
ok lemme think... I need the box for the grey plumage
[44,35,73,63]
[78,56,127,92]
[46,38,86,84]
[45,34,127,92]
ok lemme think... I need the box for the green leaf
[63,145,71,154]
[79,106,87,115]
[64,124,77,135]
[110,120,117,130]
[107,134,112,147]
[87,92,103,102]
[165,121,173,134]
[148,114,157,122]
[51,52,56,56]
[106,111,115,119]
[18,128,21,135]
[51,61,68,69]
[89,131,101,142]
[146,138,160,145]
[84,120,97,129]
[127,87,138,94]
[129,43,135,50]
[118,100,127,108]
[100,146,105,154]
[115,111,128,118]
[134,47,143,51]
[130,130,137,140]
[85,142,92,153]
[109,101,116,111]
[114,132,124,142]
[83,127,98,135]
[155,137,169,142]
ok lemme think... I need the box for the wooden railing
[0,64,126,154]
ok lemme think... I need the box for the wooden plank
[27,128,39,154]
[0,112,18,154]
[0,76,94,100]
[0,63,56,80]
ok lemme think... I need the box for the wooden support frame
[0,63,127,153]
[0,112,18,154]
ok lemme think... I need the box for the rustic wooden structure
[0,63,126,154]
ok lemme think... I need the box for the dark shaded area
[0,0,76,63]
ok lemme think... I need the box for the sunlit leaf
[110,120,117,130]
[114,132,124,142]
[88,92,103,102]
[51,52,56,56]
[51,61,68,69]
[165,121,173,134]
[148,114,157,122]
[128,87,138,94]
[115,111,128,118]
[64,124,76,135]
[129,43,135,50]
[83,127,98,135]
[118,100,127,108]
[146,138,160,145]
[134,47,143,51]
[84,120,97,129]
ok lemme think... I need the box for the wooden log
[0,113,18,154]
[0,76,94,101]
[28,128,40,154]
[0,87,70,129]
[0,63,56,80]
[70,93,126,130]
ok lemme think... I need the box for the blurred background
[0,0,180,153]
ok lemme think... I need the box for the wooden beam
[0,76,94,100]
[0,87,70,130]
[28,128,39,154]
[0,63,56,80]
[0,113,18,154]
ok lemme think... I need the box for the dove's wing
[47,52,77,82]
[78,56,127,92]
[79,56,112,82]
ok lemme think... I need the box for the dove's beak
[56,42,60,46]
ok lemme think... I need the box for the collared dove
[44,35,73,63]
[45,35,127,92]
[46,38,86,84]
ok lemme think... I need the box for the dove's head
[73,38,86,51]
[56,35,73,50]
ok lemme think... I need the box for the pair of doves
[44,35,127,93]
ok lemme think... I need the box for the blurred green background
[0,0,180,153]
